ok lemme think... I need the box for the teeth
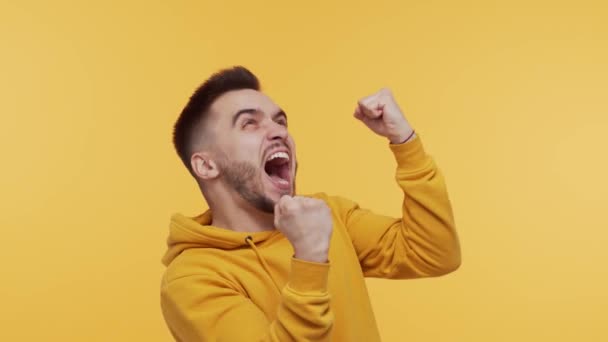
[268,151,289,161]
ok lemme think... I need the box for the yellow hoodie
[160,135,461,341]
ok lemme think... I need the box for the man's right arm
[161,257,333,342]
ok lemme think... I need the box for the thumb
[354,107,378,127]
[358,100,383,119]
[274,203,281,227]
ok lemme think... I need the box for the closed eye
[242,118,257,128]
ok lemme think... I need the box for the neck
[204,188,275,233]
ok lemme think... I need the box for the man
[161,66,461,341]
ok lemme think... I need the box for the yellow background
[1,0,607,341]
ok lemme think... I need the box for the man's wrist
[293,245,330,264]
[294,253,328,264]
[389,129,416,144]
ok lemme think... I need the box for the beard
[218,158,276,214]
[215,149,298,214]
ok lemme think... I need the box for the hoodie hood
[162,210,279,266]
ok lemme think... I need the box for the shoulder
[303,192,360,212]
[300,193,362,226]
[162,247,239,289]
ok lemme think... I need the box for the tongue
[278,164,290,182]
[270,174,287,184]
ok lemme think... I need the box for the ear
[191,152,220,180]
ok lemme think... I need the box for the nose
[266,119,288,142]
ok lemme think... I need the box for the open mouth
[263,151,291,190]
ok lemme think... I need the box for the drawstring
[245,236,282,295]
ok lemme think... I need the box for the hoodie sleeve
[330,135,461,279]
[161,258,334,342]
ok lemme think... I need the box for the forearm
[338,134,461,279]
[390,135,461,275]
[268,258,334,341]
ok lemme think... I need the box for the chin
[266,187,294,203]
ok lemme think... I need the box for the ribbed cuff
[389,134,429,170]
[287,257,330,293]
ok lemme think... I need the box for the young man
[161,66,461,341]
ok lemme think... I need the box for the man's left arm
[335,88,461,279]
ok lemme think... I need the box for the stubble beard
[219,158,277,214]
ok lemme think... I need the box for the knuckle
[359,96,372,106]
[311,199,324,208]
[284,203,297,212]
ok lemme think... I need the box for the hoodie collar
[162,210,280,266]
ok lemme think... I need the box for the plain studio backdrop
[1,1,607,341]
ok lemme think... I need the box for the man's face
[205,89,297,213]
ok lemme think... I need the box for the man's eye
[242,119,256,127]
[277,119,288,127]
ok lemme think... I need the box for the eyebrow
[272,109,287,122]
[231,108,287,127]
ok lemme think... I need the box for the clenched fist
[354,88,416,144]
[274,195,333,263]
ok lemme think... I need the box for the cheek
[287,136,296,150]
[232,137,264,164]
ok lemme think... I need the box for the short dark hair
[173,66,261,175]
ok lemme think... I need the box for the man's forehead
[210,89,278,116]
